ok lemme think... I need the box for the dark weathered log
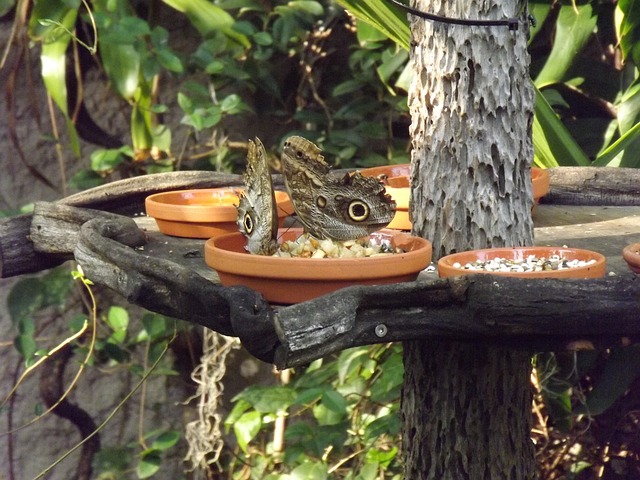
[31,202,147,256]
[273,274,640,368]
[0,171,284,278]
[23,203,640,367]
[72,216,278,363]
[3,167,639,278]
[546,167,640,206]
[0,214,64,276]
[60,171,246,215]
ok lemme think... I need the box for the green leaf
[233,385,297,413]
[151,430,180,450]
[100,42,141,99]
[533,88,591,167]
[370,351,404,403]
[141,313,173,341]
[14,334,37,359]
[289,460,329,480]
[534,4,597,88]
[106,306,129,331]
[8,278,45,323]
[287,0,324,16]
[161,0,249,47]
[617,0,640,66]
[156,49,184,73]
[575,346,640,416]
[364,413,401,441]
[91,148,130,172]
[335,0,409,50]
[321,389,348,414]
[0,0,15,17]
[233,411,262,453]
[136,450,161,479]
[592,121,640,167]
[365,446,398,468]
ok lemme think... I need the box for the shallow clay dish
[622,242,640,274]
[438,246,606,279]
[360,164,411,230]
[531,167,550,206]
[205,229,432,304]
[145,188,293,238]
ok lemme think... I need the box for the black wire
[385,0,522,31]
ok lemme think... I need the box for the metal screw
[375,324,388,338]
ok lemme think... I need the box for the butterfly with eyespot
[236,138,279,255]
[281,136,396,240]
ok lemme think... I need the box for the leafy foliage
[220,344,404,478]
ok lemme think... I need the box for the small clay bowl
[532,167,550,206]
[205,229,432,304]
[438,246,606,279]
[145,188,293,238]
[622,242,640,274]
[360,164,411,230]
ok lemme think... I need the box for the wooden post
[402,0,537,476]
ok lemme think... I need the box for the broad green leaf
[354,461,378,480]
[575,346,640,416]
[534,4,597,88]
[592,121,640,167]
[156,49,184,73]
[321,389,348,414]
[289,460,329,480]
[533,89,590,167]
[8,278,45,323]
[233,410,262,453]
[136,450,161,479]
[356,19,389,46]
[287,0,324,16]
[69,169,105,190]
[14,334,37,359]
[365,446,398,468]
[100,43,141,99]
[334,0,410,50]
[151,430,180,450]
[364,413,401,441]
[91,148,129,172]
[232,385,297,413]
[106,305,129,343]
[617,0,640,66]
[617,81,640,135]
[161,0,249,47]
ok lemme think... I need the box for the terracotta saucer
[438,246,606,279]
[622,242,640,274]
[145,188,293,238]
[205,229,432,304]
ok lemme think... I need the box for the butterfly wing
[237,138,278,255]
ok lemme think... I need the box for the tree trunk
[402,0,536,477]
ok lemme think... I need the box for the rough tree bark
[402,0,536,478]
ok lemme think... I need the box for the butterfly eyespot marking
[316,195,327,209]
[243,213,254,233]
[348,200,369,222]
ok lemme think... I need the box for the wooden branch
[546,167,640,206]
[73,216,279,363]
[24,202,640,368]
[2,167,638,278]
[0,172,241,278]
[273,274,640,368]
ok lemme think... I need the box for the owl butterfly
[237,138,278,255]
[281,136,396,241]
